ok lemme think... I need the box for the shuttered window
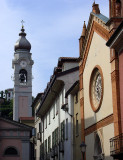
[48,136,51,152]
[61,121,65,141]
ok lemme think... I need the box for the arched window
[4,146,18,156]
[93,134,104,160]
[19,69,27,83]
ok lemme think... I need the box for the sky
[0,0,109,97]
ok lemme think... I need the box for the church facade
[79,0,123,160]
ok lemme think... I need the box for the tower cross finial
[21,20,25,28]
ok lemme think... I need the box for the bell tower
[12,24,34,121]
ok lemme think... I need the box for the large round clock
[89,66,104,112]
[20,60,27,68]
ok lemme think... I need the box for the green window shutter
[45,139,47,154]
[39,122,41,133]
[56,128,57,145]
[48,136,51,152]
[55,129,56,146]
[61,121,64,141]
[63,121,65,140]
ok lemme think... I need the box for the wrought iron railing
[110,133,123,156]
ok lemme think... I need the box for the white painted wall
[41,65,79,160]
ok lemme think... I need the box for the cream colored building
[79,1,123,160]
[32,93,43,160]
[65,81,82,160]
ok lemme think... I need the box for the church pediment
[79,12,111,75]
[0,117,32,131]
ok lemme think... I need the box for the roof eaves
[36,75,56,115]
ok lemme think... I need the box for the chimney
[92,2,100,14]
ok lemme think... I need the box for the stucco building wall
[83,32,113,129]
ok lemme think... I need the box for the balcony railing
[110,133,123,157]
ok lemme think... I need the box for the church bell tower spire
[12,23,34,121]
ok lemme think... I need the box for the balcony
[110,133,123,159]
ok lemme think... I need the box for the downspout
[58,92,61,160]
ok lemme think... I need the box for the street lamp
[80,141,87,160]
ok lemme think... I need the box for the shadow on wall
[73,115,113,160]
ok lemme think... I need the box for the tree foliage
[0,99,13,119]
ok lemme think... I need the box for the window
[52,128,58,148]
[55,128,58,145]
[52,131,55,147]
[66,118,68,140]
[45,116,47,129]
[48,136,51,153]
[62,90,64,104]
[45,139,47,154]
[4,147,18,156]
[49,110,51,124]
[42,121,44,133]
[56,98,59,115]
[61,121,65,141]
[40,143,44,158]
[76,113,79,136]
[94,134,103,159]
[75,92,78,104]
[39,122,41,133]
[53,104,55,119]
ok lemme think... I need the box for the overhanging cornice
[37,78,64,117]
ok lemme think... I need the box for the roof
[58,57,79,67]
[31,93,43,108]
[65,80,79,98]
[106,20,123,47]
[15,26,31,52]
[36,66,79,116]
[0,116,33,130]
[19,117,34,121]
[91,12,109,23]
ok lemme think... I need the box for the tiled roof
[20,117,34,121]
[91,12,109,23]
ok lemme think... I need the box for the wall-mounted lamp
[61,103,73,117]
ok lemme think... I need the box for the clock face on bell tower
[12,25,34,121]
[20,60,27,68]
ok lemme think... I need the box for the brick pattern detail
[79,74,83,90]
[85,114,114,136]
[93,21,111,41]
[80,97,85,141]
[79,21,111,76]
[109,0,116,18]
[110,49,117,62]
[111,69,121,136]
